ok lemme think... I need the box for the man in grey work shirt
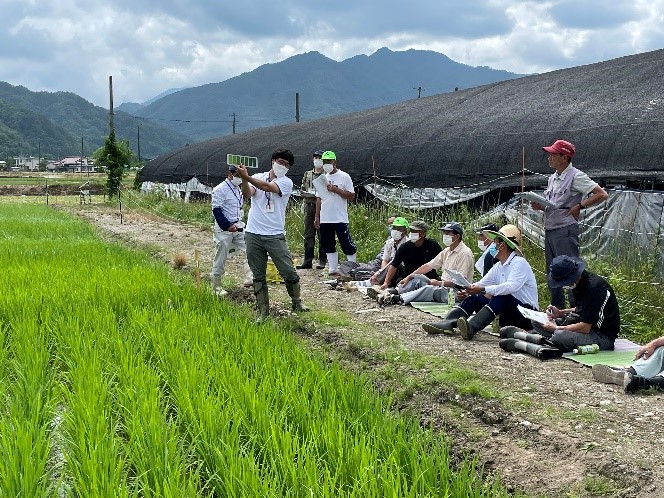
[531,139,608,309]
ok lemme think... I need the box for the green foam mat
[408,302,453,318]
[563,338,641,367]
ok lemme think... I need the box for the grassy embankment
[0,202,514,496]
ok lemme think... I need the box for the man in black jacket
[536,255,619,352]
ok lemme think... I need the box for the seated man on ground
[422,224,539,338]
[365,216,410,285]
[368,220,442,295]
[532,255,619,352]
[593,336,664,392]
[339,215,398,279]
[475,223,499,277]
[371,222,474,306]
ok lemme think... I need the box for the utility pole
[108,75,114,131]
[295,92,300,123]
[230,113,236,134]
[137,124,141,163]
[82,137,88,180]
[38,139,41,171]
[413,86,425,98]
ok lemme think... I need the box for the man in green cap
[314,150,357,276]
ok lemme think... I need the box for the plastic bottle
[573,344,600,355]
[447,288,455,306]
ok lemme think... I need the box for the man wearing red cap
[531,139,608,309]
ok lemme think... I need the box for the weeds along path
[69,203,663,498]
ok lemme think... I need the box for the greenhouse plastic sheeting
[503,189,664,277]
[363,184,492,209]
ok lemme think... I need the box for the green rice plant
[0,319,56,497]
[53,315,130,497]
[103,321,202,496]
[0,201,517,496]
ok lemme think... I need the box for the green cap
[321,150,336,160]
[391,217,409,228]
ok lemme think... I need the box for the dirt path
[70,203,662,498]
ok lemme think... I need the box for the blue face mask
[488,243,498,257]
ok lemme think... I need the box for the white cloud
[0,0,662,106]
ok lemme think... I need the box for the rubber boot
[296,248,314,269]
[211,275,227,296]
[286,281,309,312]
[421,306,468,335]
[253,281,270,321]
[211,274,222,291]
[457,306,495,341]
[500,339,563,360]
[327,252,339,274]
[500,326,547,344]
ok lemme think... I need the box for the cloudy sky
[2,0,663,107]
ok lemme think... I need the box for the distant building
[57,157,97,173]
[13,155,39,171]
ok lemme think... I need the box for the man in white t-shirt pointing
[314,150,357,276]
[236,148,308,320]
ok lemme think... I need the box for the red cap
[543,139,575,158]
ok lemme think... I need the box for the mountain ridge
[126,47,526,141]
[0,82,192,161]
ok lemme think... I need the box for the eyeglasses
[274,158,290,167]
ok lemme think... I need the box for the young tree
[93,128,133,198]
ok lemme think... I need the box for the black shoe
[296,262,313,269]
[316,263,326,270]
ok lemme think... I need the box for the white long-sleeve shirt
[478,252,539,309]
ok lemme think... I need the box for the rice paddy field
[0,202,515,496]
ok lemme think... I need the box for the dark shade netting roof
[139,49,664,190]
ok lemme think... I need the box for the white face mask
[442,234,453,246]
[408,232,420,243]
[272,162,289,178]
[390,229,403,241]
[322,163,334,174]
[313,158,323,170]
[230,176,242,186]
[477,239,488,251]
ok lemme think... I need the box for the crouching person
[422,225,539,339]
[536,256,619,352]
[593,336,664,392]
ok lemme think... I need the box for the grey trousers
[398,275,450,304]
[245,232,299,285]
[545,224,579,309]
[211,228,247,278]
[532,321,614,353]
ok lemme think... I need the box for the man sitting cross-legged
[372,222,474,306]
